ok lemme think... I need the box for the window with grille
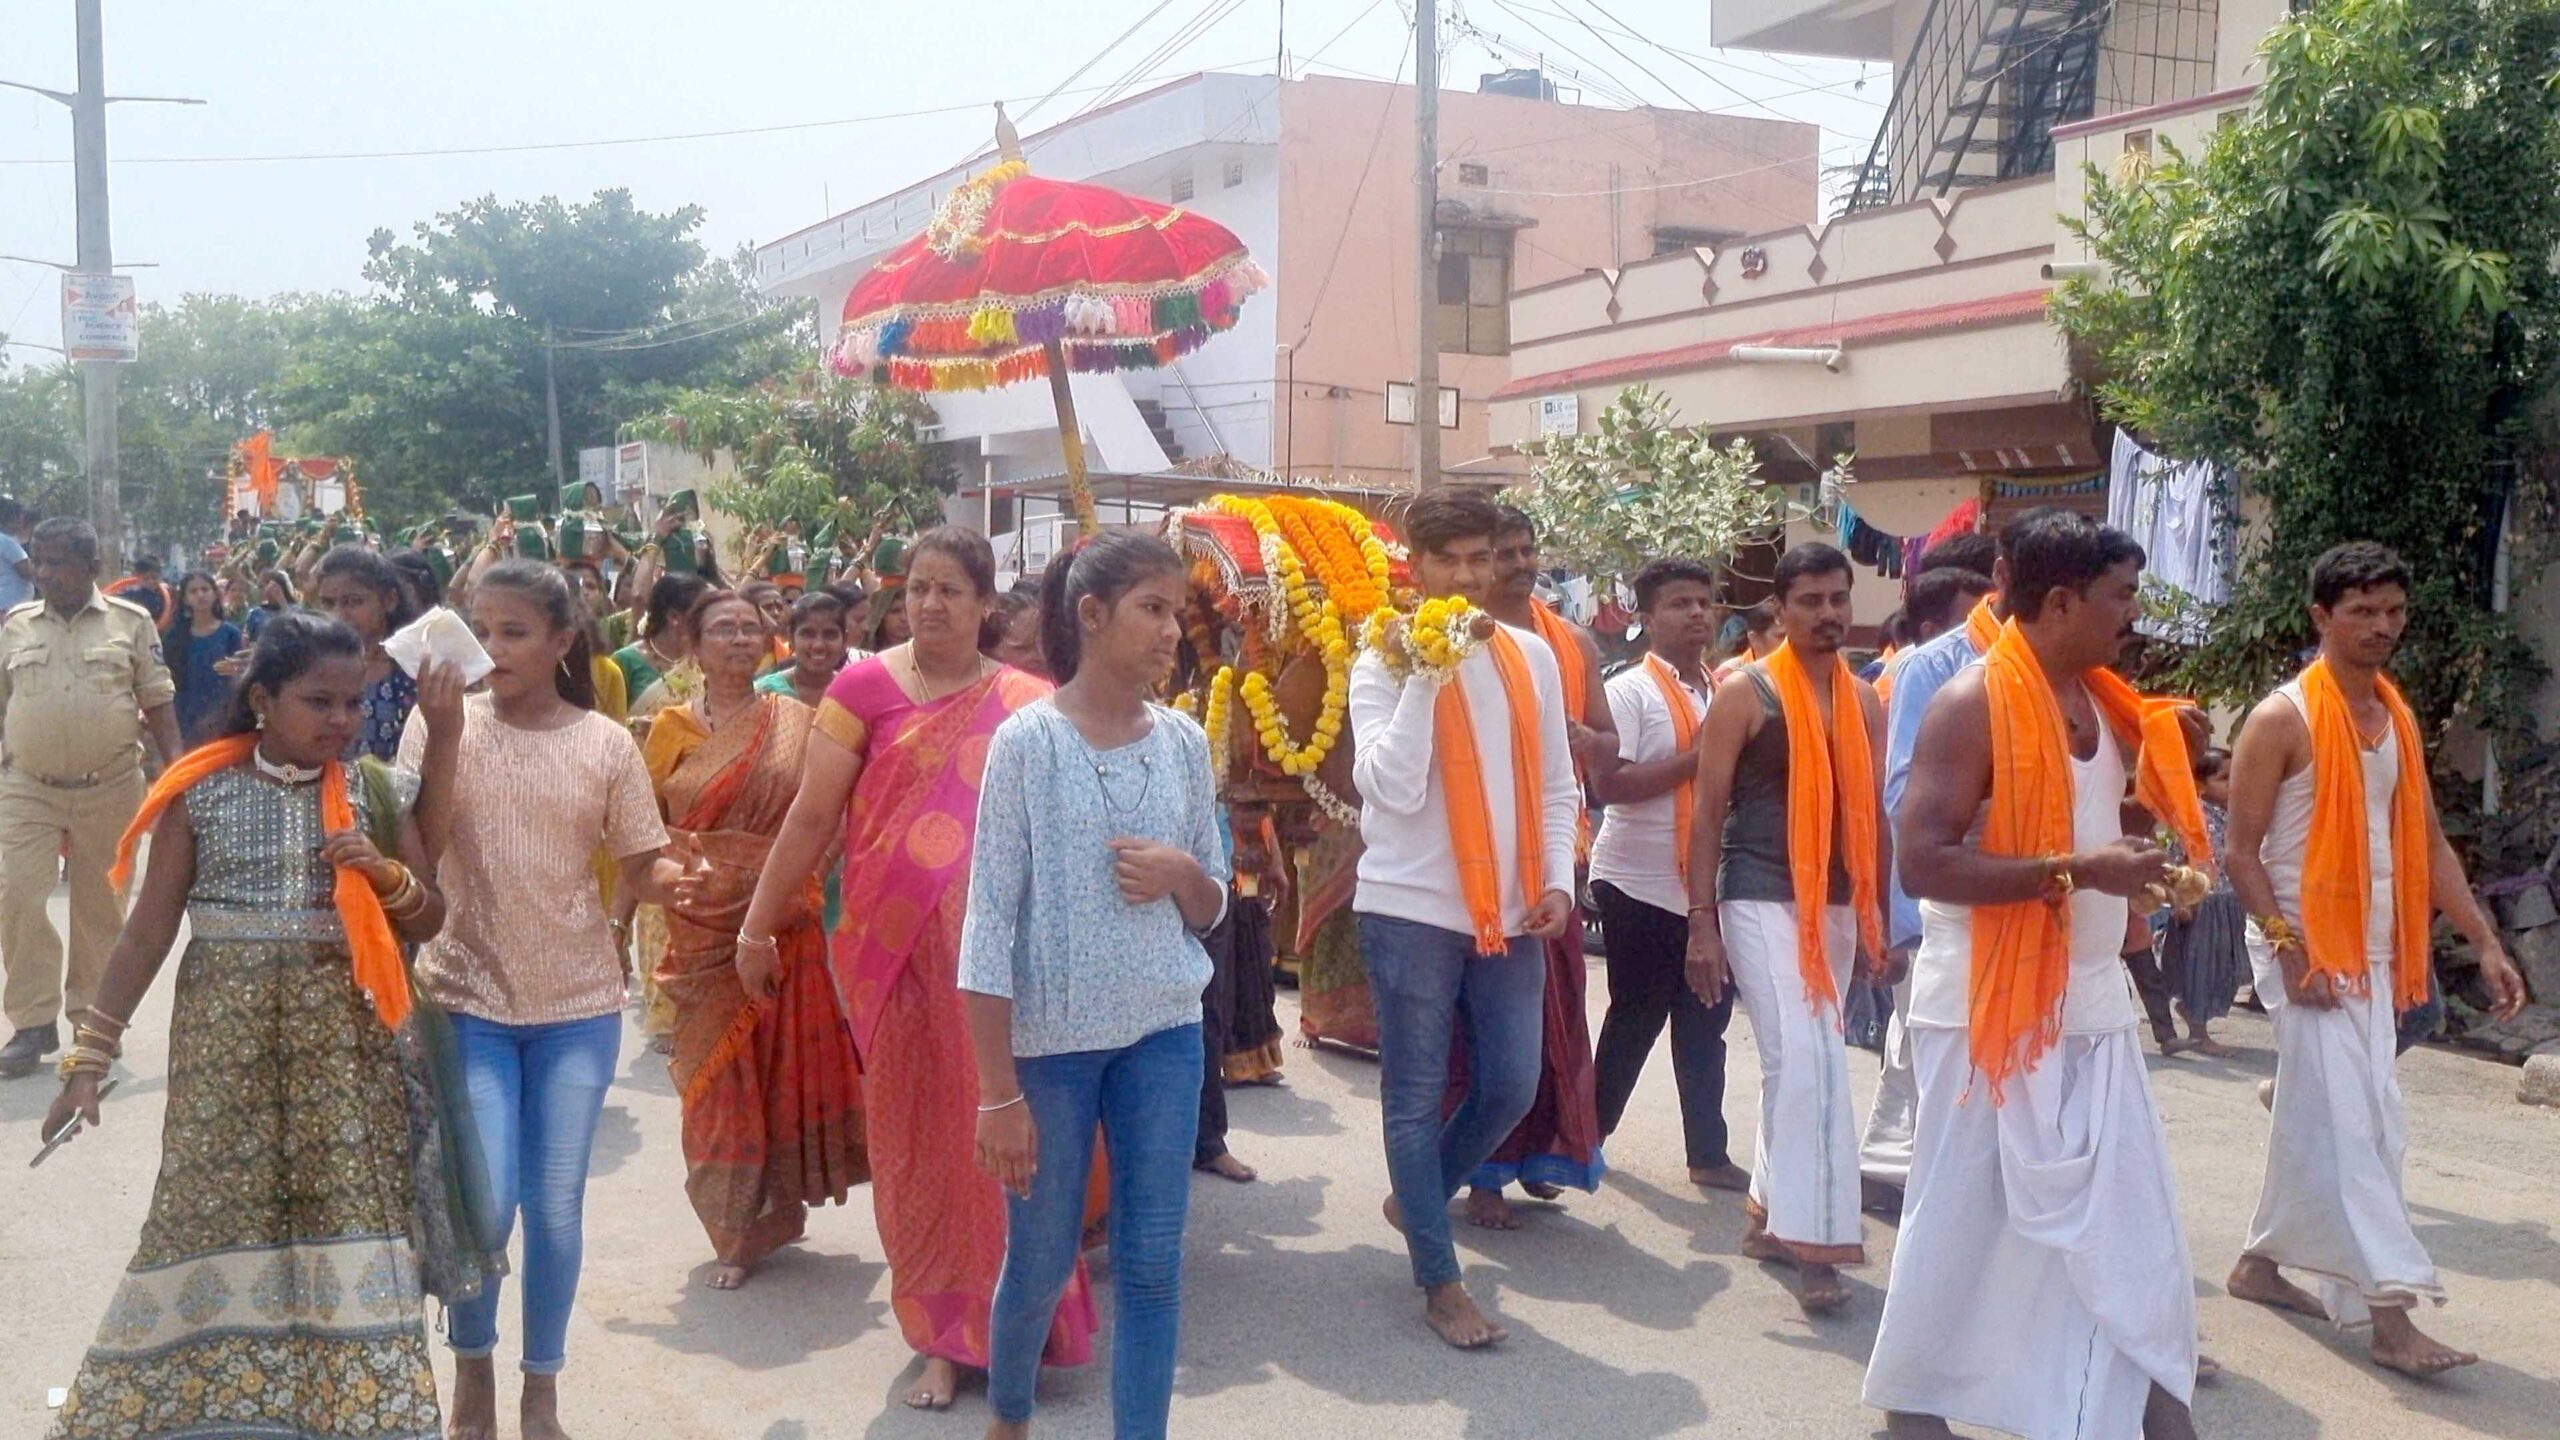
[1435,227,1512,356]
[1455,161,1490,186]
[1224,159,1245,188]
[1170,171,1195,202]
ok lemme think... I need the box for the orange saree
[648,696,868,1267]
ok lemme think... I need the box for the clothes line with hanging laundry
[2107,429,2234,642]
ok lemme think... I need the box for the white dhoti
[1721,899,1864,1262]
[2243,936,2443,1326]
[1865,1025,2197,1440]
[1859,978,1916,1186]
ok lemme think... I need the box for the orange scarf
[1527,600,1588,726]
[1642,652,1703,886]
[1527,599,1594,857]
[1969,619,2210,1094]
[1965,593,2001,653]
[2297,658,2431,1011]
[1762,642,1885,1013]
[111,736,410,1029]
[1436,627,1547,954]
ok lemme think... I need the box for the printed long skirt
[49,937,440,1440]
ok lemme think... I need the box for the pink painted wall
[1270,74,1819,487]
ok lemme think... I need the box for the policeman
[0,517,180,1077]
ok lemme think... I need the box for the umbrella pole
[1043,336,1101,534]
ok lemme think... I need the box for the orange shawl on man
[1529,600,1595,857]
[112,736,408,1028]
[1762,642,1885,1013]
[1437,627,1547,954]
[1641,653,1703,886]
[1970,620,2212,1095]
[2296,658,2432,1011]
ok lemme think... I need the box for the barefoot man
[1686,542,1890,1313]
[1349,490,1579,1348]
[1450,505,1611,1230]
[1589,558,1746,1194]
[2221,541,2527,1377]
[1864,512,2210,1439]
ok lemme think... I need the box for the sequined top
[183,763,421,941]
[397,694,668,1025]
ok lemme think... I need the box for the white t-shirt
[1349,622,1581,940]
[1907,726,2139,1034]
[1589,657,1710,917]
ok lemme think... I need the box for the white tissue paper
[383,606,494,686]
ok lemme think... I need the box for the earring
[254,711,267,731]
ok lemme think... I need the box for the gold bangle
[57,1047,113,1081]
[2040,853,2077,904]
[2253,913,2303,950]
[385,879,430,921]
[370,860,412,900]
[70,1025,122,1058]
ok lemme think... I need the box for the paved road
[5,893,2557,1438]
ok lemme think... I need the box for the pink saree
[819,658,1097,1369]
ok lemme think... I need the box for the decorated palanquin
[1159,495,1402,1007]
[1167,495,1402,818]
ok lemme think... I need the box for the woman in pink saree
[739,529,1095,1413]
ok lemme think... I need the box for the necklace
[1085,745,1156,816]
[695,689,756,731]
[251,743,323,786]
[904,647,984,705]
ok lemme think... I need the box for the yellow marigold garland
[1200,666,1236,782]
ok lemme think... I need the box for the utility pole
[545,321,565,488]
[3,0,202,574]
[71,0,121,571]
[1412,0,1442,491]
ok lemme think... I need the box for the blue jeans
[1357,912,1545,1289]
[445,1011,621,1374]
[988,1021,1201,1439]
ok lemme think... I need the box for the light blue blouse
[957,700,1228,1058]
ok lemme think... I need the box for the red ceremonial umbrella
[829,109,1267,530]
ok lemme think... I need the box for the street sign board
[615,442,649,496]
[60,273,138,363]
[1536,394,1579,437]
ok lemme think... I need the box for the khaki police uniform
[0,590,172,1031]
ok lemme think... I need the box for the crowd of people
[0,482,2531,1440]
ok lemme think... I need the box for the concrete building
[754,70,1818,567]
[1488,0,2288,626]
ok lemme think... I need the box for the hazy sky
[0,0,1883,359]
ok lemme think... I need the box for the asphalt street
[5,891,2557,1439]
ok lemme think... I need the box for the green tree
[119,294,324,549]
[2052,0,2560,766]
[0,348,83,516]
[280,191,809,520]
[1513,385,1825,591]
[631,368,953,545]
